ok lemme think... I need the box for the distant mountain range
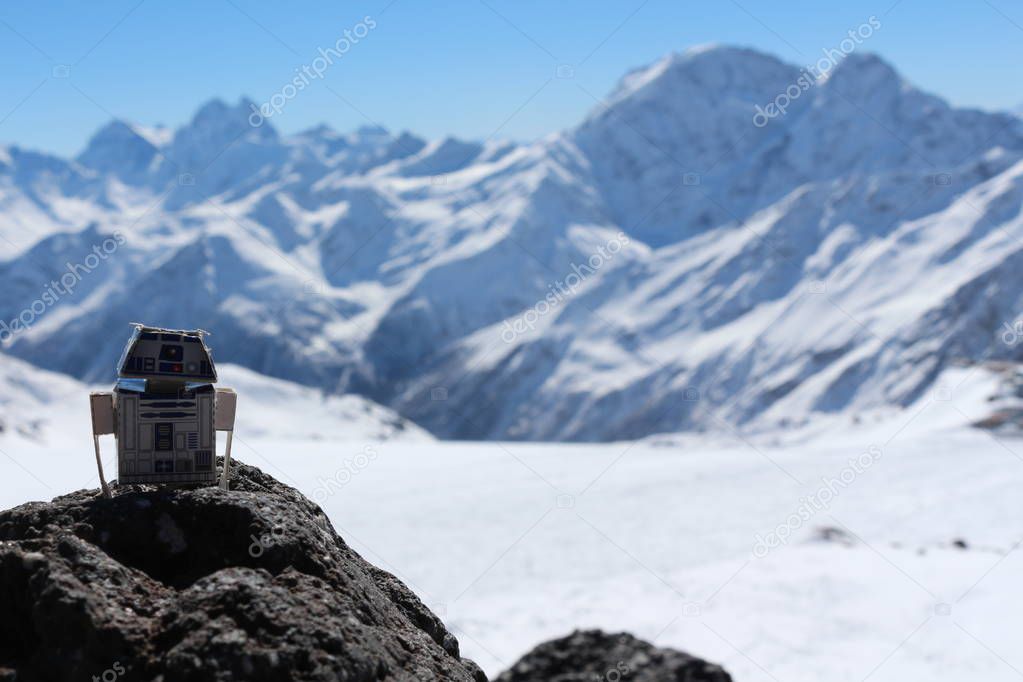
[2,45,1022,441]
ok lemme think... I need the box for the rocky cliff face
[496,630,732,682]
[0,460,485,681]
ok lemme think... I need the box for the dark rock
[496,629,732,682]
[0,459,486,681]
[811,525,855,546]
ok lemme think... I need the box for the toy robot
[89,324,237,495]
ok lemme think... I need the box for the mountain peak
[602,44,798,109]
[356,124,388,134]
[351,124,391,143]
[302,122,337,136]
[192,97,231,120]
[677,42,782,64]
[189,97,268,132]
[824,51,904,92]
[167,97,278,167]
[76,119,162,177]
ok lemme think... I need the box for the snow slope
[2,46,1023,440]
[0,352,429,453]
[1,364,1021,681]
[217,363,431,441]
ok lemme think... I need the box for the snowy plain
[2,359,1021,681]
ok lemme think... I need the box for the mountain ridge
[1,45,1022,440]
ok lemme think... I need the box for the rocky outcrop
[0,460,485,681]
[497,629,732,682]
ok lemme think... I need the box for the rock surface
[496,629,732,682]
[0,459,485,681]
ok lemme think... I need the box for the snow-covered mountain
[0,352,429,445]
[2,45,1022,441]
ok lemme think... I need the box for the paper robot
[89,324,238,495]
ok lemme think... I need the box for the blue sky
[2,0,1022,156]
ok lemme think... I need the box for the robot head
[116,323,217,383]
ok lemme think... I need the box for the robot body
[90,324,237,490]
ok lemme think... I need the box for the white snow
[217,363,432,441]
[2,362,1021,680]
